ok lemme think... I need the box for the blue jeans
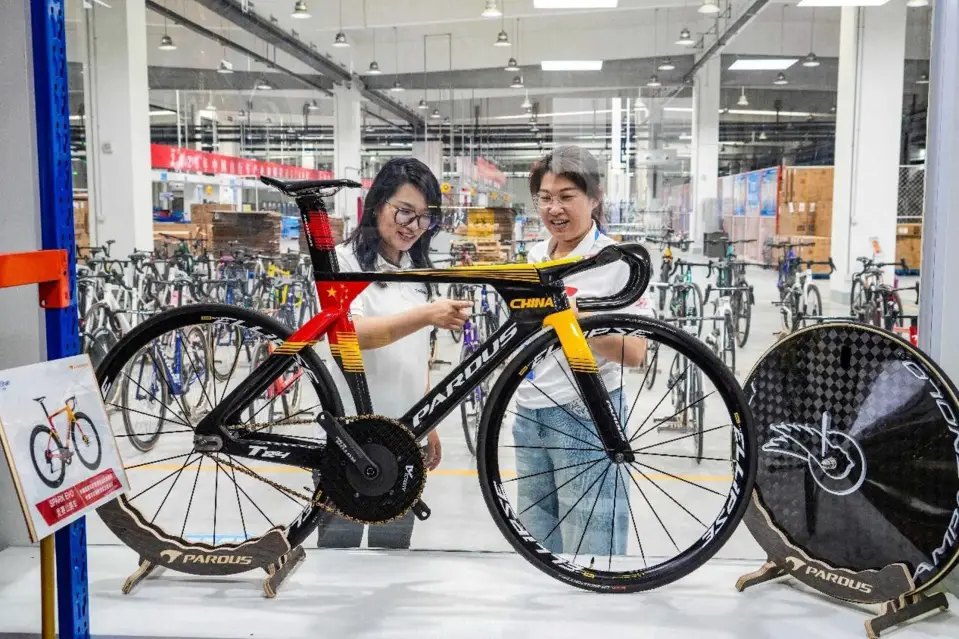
[512,387,629,555]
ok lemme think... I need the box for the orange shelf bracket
[0,249,70,309]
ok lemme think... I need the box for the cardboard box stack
[208,210,282,255]
[73,194,89,248]
[776,167,834,273]
[896,223,922,271]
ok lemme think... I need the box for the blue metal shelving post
[30,0,89,637]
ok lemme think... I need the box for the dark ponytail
[529,145,605,232]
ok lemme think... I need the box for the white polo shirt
[324,243,431,419]
[516,224,654,409]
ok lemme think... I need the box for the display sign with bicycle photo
[0,354,129,541]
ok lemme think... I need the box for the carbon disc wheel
[478,314,756,592]
[743,322,959,599]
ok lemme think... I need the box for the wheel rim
[479,315,755,590]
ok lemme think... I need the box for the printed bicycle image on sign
[0,355,129,542]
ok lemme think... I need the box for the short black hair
[529,145,605,231]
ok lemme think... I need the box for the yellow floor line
[125,463,732,483]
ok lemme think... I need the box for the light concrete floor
[0,545,955,639]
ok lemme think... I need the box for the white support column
[637,98,664,211]
[830,3,907,303]
[691,57,721,250]
[0,0,44,549]
[412,141,443,180]
[333,84,362,228]
[84,0,153,256]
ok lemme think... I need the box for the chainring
[318,416,426,524]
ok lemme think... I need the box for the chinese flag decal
[565,286,578,297]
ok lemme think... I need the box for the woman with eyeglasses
[513,145,654,556]
[315,157,471,549]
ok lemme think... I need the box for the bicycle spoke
[504,456,605,485]
[125,451,192,471]
[504,445,605,453]
[505,408,601,450]
[608,464,620,570]
[181,331,215,413]
[226,458,249,540]
[631,460,725,497]
[635,450,733,463]
[526,374,595,436]
[627,361,690,444]
[619,433,647,566]
[180,455,204,538]
[631,390,716,445]
[624,352,655,427]
[226,456,305,508]
[625,464,680,553]
[106,402,188,430]
[629,462,707,527]
[157,335,198,424]
[213,456,220,546]
[543,460,613,545]
[218,454,276,528]
[518,458,605,517]
[572,464,611,563]
[128,454,200,503]
[633,423,732,453]
[149,452,197,524]
[118,365,191,429]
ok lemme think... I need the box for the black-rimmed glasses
[387,201,438,231]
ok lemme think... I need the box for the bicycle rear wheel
[96,304,343,573]
[478,314,756,592]
[732,289,751,348]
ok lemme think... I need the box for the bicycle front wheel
[71,412,102,470]
[478,314,756,592]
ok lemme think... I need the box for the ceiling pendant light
[368,60,382,74]
[759,130,768,141]
[257,78,273,91]
[505,57,520,72]
[368,24,382,74]
[907,0,930,7]
[217,60,234,74]
[291,1,311,19]
[521,94,532,110]
[158,34,176,51]
[658,57,676,71]
[482,0,502,18]
[647,73,662,88]
[494,30,510,47]
[737,87,749,107]
[698,0,720,15]
[676,28,694,46]
[802,52,820,68]
[803,10,820,69]
[332,0,349,47]
[774,72,788,85]
[390,79,405,92]
[418,98,429,110]
[510,75,525,89]
[917,71,929,85]
[430,108,442,119]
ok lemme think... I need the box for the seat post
[296,194,342,283]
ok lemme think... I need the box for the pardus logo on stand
[159,549,253,566]
[785,555,874,594]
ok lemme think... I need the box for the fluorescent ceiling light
[534,0,619,7]
[729,58,798,71]
[797,0,889,6]
[541,60,603,71]
[492,108,612,120]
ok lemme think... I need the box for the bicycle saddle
[260,176,362,196]
[33,396,45,403]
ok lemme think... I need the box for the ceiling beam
[145,0,333,96]
[190,0,422,131]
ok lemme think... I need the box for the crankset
[318,416,427,524]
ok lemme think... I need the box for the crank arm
[316,411,381,480]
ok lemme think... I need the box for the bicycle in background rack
[850,256,917,331]
[773,257,835,334]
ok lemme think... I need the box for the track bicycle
[652,236,691,312]
[705,238,756,348]
[850,256,912,330]
[702,275,739,377]
[769,240,816,301]
[773,257,835,334]
[29,396,102,489]
[96,176,757,593]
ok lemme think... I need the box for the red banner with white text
[151,144,333,180]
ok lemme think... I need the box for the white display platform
[0,545,954,638]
